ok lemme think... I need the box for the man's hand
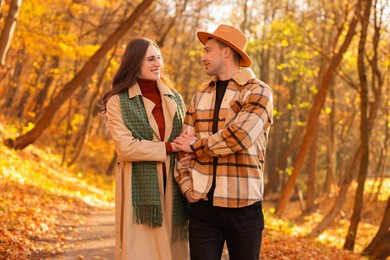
[173,132,197,153]
[179,152,194,165]
[184,189,200,203]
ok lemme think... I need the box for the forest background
[0,0,389,259]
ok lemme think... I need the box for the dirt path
[54,207,232,260]
[59,209,115,260]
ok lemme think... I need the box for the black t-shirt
[212,79,230,134]
[209,79,230,200]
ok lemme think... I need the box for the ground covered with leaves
[0,117,388,259]
[0,117,115,259]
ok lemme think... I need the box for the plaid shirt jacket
[175,68,273,208]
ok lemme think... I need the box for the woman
[101,38,188,260]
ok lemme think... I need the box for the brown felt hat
[197,24,253,67]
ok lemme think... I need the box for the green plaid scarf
[119,89,188,241]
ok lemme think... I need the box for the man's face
[201,39,225,76]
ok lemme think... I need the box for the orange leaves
[261,229,362,259]
[0,177,96,259]
[0,120,114,259]
[0,229,34,260]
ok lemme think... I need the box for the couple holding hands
[101,24,273,260]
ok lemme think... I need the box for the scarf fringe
[172,223,189,242]
[133,205,163,228]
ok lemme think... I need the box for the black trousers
[189,199,264,260]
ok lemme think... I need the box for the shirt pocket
[225,100,243,125]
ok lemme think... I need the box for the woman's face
[138,44,163,81]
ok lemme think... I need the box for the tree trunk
[309,21,384,237]
[4,47,24,113]
[240,0,249,32]
[306,124,317,212]
[3,0,154,150]
[60,100,73,166]
[373,125,388,202]
[368,117,388,202]
[362,196,390,259]
[31,56,60,116]
[0,0,22,65]
[368,0,387,203]
[265,81,297,196]
[0,0,5,16]
[156,0,188,48]
[264,130,300,197]
[308,145,361,238]
[67,48,115,166]
[325,85,336,193]
[275,5,360,215]
[344,0,372,250]
[17,57,46,119]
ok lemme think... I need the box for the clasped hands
[172,132,199,203]
[171,132,197,166]
[171,132,197,153]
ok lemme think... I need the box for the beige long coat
[106,81,189,260]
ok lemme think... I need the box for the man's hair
[214,39,241,65]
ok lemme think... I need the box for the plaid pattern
[175,69,273,208]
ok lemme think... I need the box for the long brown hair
[100,38,173,113]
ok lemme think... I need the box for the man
[173,24,273,260]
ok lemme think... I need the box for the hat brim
[197,31,253,67]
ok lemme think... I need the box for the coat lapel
[128,83,161,140]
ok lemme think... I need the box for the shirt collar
[204,68,256,87]
[128,79,174,98]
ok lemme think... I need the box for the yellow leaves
[32,61,42,70]
[280,39,289,47]
[25,122,36,134]
[70,113,85,131]
[310,86,318,95]
[286,166,294,176]
[365,179,390,202]
[70,2,90,18]
[323,107,332,115]
[272,109,278,117]
[298,101,311,109]
[75,44,101,58]
[188,50,198,57]
[58,41,75,53]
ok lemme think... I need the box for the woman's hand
[171,142,180,152]
[173,133,197,153]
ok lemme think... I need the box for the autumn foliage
[0,0,389,259]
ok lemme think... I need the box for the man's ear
[224,47,232,58]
